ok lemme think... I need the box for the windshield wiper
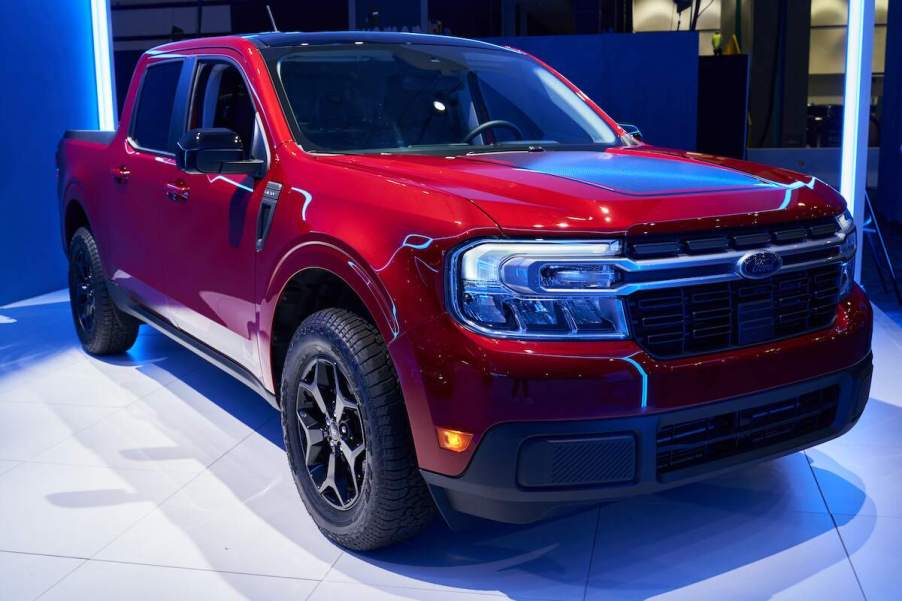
[464,141,558,154]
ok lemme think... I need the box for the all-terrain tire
[281,308,435,550]
[67,227,139,355]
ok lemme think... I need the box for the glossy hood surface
[318,146,845,236]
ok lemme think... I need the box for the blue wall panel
[0,2,99,304]
[484,32,699,151]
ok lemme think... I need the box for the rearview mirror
[176,128,263,176]
[618,123,643,141]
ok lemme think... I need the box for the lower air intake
[656,385,839,477]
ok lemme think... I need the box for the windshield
[275,43,619,154]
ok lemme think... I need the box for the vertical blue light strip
[621,355,649,409]
[90,0,116,130]
[839,0,875,281]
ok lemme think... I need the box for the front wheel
[281,309,435,550]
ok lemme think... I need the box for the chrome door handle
[111,165,131,183]
[165,181,190,202]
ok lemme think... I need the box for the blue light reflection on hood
[504,152,776,197]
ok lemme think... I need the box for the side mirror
[618,123,643,141]
[176,128,263,176]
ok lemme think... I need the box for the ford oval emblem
[737,251,783,279]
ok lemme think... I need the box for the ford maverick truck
[57,31,872,550]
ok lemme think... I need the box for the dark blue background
[0,2,100,304]
[484,32,699,152]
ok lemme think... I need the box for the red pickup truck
[57,31,872,550]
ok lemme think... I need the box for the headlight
[447,240,629,339]
[836,210,857,298]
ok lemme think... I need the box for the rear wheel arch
[64,200,91,249]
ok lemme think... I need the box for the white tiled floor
[0,289,899,600]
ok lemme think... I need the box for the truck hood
[318,146,844,235]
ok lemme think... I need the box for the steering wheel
[462,120,524,144]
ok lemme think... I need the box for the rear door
[105,58,187,315]
[154,54,273,374]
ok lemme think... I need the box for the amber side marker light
[437,428,473,453]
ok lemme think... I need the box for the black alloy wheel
[295,356,367,510]
[70,241,97,335]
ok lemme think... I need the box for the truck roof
[150,31,510,54]
[247,31,507,50]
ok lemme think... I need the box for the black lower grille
[656,385,839,476]
[628,264,841,358]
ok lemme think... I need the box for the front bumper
[393,285,873,478]
[422,353,872,525]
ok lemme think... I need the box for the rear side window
[131,61,183,152]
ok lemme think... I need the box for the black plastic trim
[627,217,840,259]
[423,353,872,525]
[256,182,282,251]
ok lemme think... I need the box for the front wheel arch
[260,241,401,394]
[269,267,380,398]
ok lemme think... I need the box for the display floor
[0,290,900,601]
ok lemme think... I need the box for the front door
[154,55,271,375]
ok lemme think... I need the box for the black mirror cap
[179,127,243,152]
[176,128,263,176]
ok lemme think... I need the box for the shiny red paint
[58,34,872,481]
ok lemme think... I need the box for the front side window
[131,60,183,152]
[274,44,619,154]
[188,61,259,156]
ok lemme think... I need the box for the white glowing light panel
[840,0,875,281]
[90,0,116,131]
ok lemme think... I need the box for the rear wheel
[281,309,435,550]
[67,227,139,355]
